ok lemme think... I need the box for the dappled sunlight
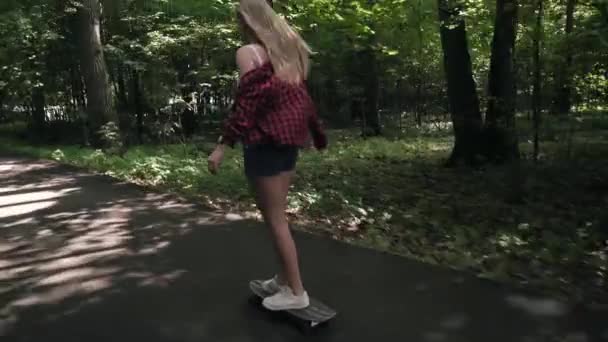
[64,204,132,250]
[1,217,36,229]
[0,188,79,206]
[0,160,52,175]
[1,222,132,315]
[426,140,451,152]
[0,158,82,221]
[11,268,117,308]
[0,187,80,219]
[36,267,118,288]
[138,240,170,256]
[505,294,568,317]
[137,269,187,287]
[0,200,58,218]
[30,247,128,274]
[0,158,218,336]
[0,176,79,194]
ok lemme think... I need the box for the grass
[1,117,607,305]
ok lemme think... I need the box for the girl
[207,0,327,311]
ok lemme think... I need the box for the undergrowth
[1,120,607,305]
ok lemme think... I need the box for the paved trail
[0,157,606,341]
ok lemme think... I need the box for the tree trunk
[437,0,483,166]
[325,77,338,116]
[415,0,426,127]
[78,0,118,148]
[358,0,381,137]
[552,0,576,115]
[116,65,129,112]
[361,48,381,136]
[32,86,46,138]
[484,0,520,163]
[70,62,89,145]
[533,0,544,161]
[415,0,425,127]
[115,64,133,147]
[129,69,144,144]
[0,93,4,122]
[69,65,78,112]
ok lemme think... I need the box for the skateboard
[249,280,337,330]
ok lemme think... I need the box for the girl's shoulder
[238,43,267,57]
[236,44,270,73]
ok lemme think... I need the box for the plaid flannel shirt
[221,62,327,149]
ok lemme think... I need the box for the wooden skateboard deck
[249,280,337,329]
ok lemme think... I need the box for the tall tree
[484,0,520,162]
[78,0,118,147]
[359,46,381,136]
[437,0,483,166]
[360,0,381,136]
[552,0,577,115]
[104,0,131,141]
[31,85,46,137]
[414,0,426,127]
[533,0,544,161]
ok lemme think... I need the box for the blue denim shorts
[243,144,299,179]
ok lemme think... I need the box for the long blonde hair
[237,0,313,83]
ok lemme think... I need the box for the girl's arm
[220,46,268,147]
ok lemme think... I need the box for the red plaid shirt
[221,62,327,149]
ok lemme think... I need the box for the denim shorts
[243,144,299,179]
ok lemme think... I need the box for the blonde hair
[237,0,313,83]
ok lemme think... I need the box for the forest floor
[1,113,607,306]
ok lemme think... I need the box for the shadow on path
[0,157,606,342]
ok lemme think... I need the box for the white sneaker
[262,286,310,311]
[260,275,282,294]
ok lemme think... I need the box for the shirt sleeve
[221,77,266,148]
[308,104,328,150]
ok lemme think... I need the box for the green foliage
[2,116,608,302]
[1,0,605,138]
[98,121,123,151]
[0,2,61,107]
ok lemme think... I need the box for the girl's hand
[208,145,225,174]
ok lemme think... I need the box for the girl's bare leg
[253,170,304,295]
